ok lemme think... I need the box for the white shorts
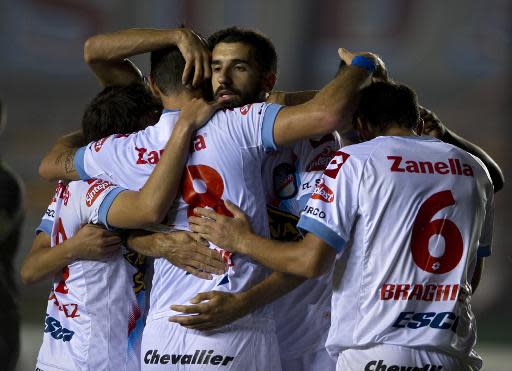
[141,316,282,370]
[281,347,335,371]
[336,344,481,371]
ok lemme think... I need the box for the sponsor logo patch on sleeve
[311,179,334,203]
[85,179,115,207]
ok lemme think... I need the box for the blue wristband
[351,56,376,74]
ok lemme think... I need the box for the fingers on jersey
[223,199,247,218]
[186,231,210,246]
[163,242,227,277]
[169,291,236,331]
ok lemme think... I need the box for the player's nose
[217,68,232,85]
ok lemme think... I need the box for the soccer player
[189,80,494,370]
[0,98,24,371]
[38,26,346,370]
[39,31,383,368]
[22,85,220,371]
[170,27,503,371]
[202,27,339,370]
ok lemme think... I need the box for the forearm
[84,28,184,63]
[236,272,305,316]
[84,28,185,87]
[21,236,76,284]
[311,65,370,125]
[39,130,85,181]
[236,234,323,278]
[55,130,86,148]
[107,121,194,228]
[274,65,371,146]
[126,231,164,257]
[441,129,504,192]
[267,91,318,106]
[136,121,195,221]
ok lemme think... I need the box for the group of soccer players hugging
[20,25,503,371]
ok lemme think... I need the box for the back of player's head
[150,45,186,95]
[208,26,277,75]
[82,83,162,143]
[356,81,420,131]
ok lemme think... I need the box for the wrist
[153,233,170,257]
[351,55,376,74]
[175,28,190,45]
[235,231,256,255]
[62,238,79,261]
[232,291,253,316]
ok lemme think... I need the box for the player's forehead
[211,42,255,65]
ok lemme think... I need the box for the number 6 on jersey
[410,190,463,274]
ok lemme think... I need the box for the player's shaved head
[82,83,162,143]
[356,81,420,132]
[208,27,277,75]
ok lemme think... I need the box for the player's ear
[356,117,372,141]
[415,117,425,136]
[147,75,162,99]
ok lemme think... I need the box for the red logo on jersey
[309,133,334,148]
[323,151,350,179]
[93,136,109,152]
[191,134,207,152]
[136,147,164,165]
[379,283,463,302]
[311,179,334,203]
[387,156,474,177]
[86,179,114,207]
[52,181,71,206]
[240,104,252,115]
[306,146,337,172]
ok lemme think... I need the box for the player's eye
[212,66,221,73]
[234,65,247,72]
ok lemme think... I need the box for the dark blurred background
[0,0,510,369]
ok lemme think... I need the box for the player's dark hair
[208,27,277,74]
[356,81,420,131]
[150,45,186,95]
[82,83,162,143]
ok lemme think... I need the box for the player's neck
[380,125,417,137]
[160,90,201,111]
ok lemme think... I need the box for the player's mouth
[215,89,239,103]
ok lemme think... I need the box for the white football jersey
[74,103,283,322]
[35,180,146,371]
[297,136,494,367]
[262,133,341,359]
